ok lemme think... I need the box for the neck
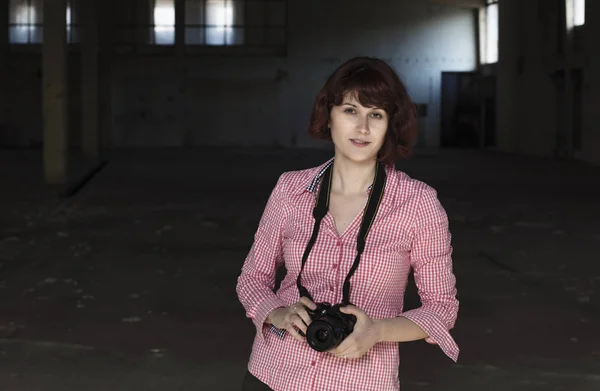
[331,158,377,196]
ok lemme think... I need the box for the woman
[236,57,459,391]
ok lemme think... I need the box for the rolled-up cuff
[253,296,287,343]
[401,308,459,362]
[268,324,286,338]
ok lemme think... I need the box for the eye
[371,112,384,119]
[344,108,356,114]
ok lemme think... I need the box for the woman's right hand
[266,297,317,342]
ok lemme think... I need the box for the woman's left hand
[328,305,381,360]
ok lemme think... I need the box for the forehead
[341,91,381,109]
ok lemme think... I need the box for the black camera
[302,302,357,352]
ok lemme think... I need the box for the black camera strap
[296,161,387,306]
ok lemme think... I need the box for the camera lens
[306,321,337,352]
[316,329,329,343]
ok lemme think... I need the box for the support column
[137,0,152,45]
[43,0,68,183]
[81,0,99,158]
[175,0,185,53]
[0,0,9,136]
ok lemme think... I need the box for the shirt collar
[306,158,334,193]
[303,158,394,207]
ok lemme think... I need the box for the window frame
[479,0,499,65]
[183,0,287,49]
[7,0,288,57]
[8,0,80,46]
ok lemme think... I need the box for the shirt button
[330,286,334,292]
[332,264,337,269]
[336,241,341,247]
[311,361,316,366]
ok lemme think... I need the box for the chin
[340,151,378,164]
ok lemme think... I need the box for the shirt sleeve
[236,174,289,343]
[400,185,460,362]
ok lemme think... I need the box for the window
[567,0,585,28]
[66,0,80,43]
[479,0,498,64]
[185,0,286,47]
[9,0,79,44]
[154,0,175,45]
[9,0,43,44]
[111,0,175,45]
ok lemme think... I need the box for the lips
[350,139,371,147]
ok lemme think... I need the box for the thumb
[340,305,360,315]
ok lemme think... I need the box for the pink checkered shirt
[236,158,459,391]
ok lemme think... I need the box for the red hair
[308,57,418,164]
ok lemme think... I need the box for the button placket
[332,238,343,301]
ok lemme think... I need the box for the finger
[333,338,353,356]
[328,344,343,355]
[331,349,352,359]
[295,308,312,327]
[346,350,362,360]
[299,297,317,310]
[290,302,307,316]
[290,315,308,335]
[328,336,354,357]
[333,348,356,359]
[425,337,437,345]
[340,305,361,316]
[286,323,305,342]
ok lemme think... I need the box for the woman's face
[328,92,388,165]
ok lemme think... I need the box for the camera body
[304,302,357,352]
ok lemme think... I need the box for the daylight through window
[480,0,498,64]
[573,0,585,26]
[9,0,78,44]
[154,0,175,45]
[185,0,286,47]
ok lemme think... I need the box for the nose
[357,115,370,135]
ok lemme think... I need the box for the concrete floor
[0,147,599,391]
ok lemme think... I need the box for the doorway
[441,72,481,148]
[549,68,583,157]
